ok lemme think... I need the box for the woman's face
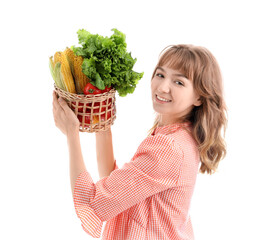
[151,65,201,126]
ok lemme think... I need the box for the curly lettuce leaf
[71,28,144,97]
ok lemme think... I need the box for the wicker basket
[54,84,116,133]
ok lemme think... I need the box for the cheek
[151,79,157,92]
[173,90,193,106]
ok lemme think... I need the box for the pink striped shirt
[73,122,200,239]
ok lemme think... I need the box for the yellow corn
[64,47,83,93]
[49,56,66,90]
[64,47,75,74]
[49,56,55,79]
[74,55,90,93]
[54,62,66,91]
[60,52,76,93]
[53,52,62,66]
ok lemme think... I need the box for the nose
[157,79,170,93]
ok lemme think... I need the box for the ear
[193,97,202,107]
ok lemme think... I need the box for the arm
[73,134,183,237]
[95,128,115,179]
[53,91,102,237]
[67,131,86,193]
[52,91,86,194]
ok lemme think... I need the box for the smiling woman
[52,43,227,240]
[149,44,227,175]
[151,66,202,126]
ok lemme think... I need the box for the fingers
[52,91,75,122]
[52,91,64,126]
[58,96,70,112]
[52,91,60,110]
[52,91,68,112]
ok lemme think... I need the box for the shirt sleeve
[73,134,183,238]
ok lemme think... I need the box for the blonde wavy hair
[149,44,228,174]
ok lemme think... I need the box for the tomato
[71,101,84,112]
[72,102,92,113]
[83,83,102,95]
[101,111,111,121]
[77,115,91,128]
[100,101,115,121]
[91,102,105,114]
[88,101,111,122]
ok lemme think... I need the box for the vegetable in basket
[49,48,89,94]
[71,28,144,97]
[83,82,102,95]
[49,28,143,97]
[49,28,142,132]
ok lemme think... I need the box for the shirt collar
[152,121,192,135]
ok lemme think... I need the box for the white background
[1,0,271,239]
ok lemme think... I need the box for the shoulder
[133,134,183,181]
[144,133,174,145]
[137,133,175,154]
[135,133,184,162]
[168,127,200,171]
[168,127,198,148]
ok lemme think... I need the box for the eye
[175,81,184,86]
[156,73,164,78]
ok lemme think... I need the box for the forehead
[157,48,194,80]
[156,66,189,80]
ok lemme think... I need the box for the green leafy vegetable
[71,28,144,97]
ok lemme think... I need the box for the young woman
[52,44,227,239]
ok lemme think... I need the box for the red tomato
[91,102,105,114]
[87,99,115,123]
[71,101,84,112]
[101,111,112,121]
[77,115,91,127]
[83,83,102,95]
[101,101,115,121]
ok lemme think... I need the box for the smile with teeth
[156,95,171,102]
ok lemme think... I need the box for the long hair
[149,44,228,174]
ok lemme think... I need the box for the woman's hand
[52,91,79,136]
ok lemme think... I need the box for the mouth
[155,94,172,102]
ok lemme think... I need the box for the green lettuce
[71,28,144,97]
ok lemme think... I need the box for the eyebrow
[156,67,189,80]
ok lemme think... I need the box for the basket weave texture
[54,84,116,133]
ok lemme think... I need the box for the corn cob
[60,52,76,93]
[49,56,55,80]
[64,47,75,75]
[49,56,66,90]
[64,47,83,93]
[54,62,66,90]
[74,55,90,93]
[53,52,62,66]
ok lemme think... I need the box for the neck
[158,114,188,127]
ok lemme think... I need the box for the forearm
[95,128,115,179]
[67,131,86,195]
